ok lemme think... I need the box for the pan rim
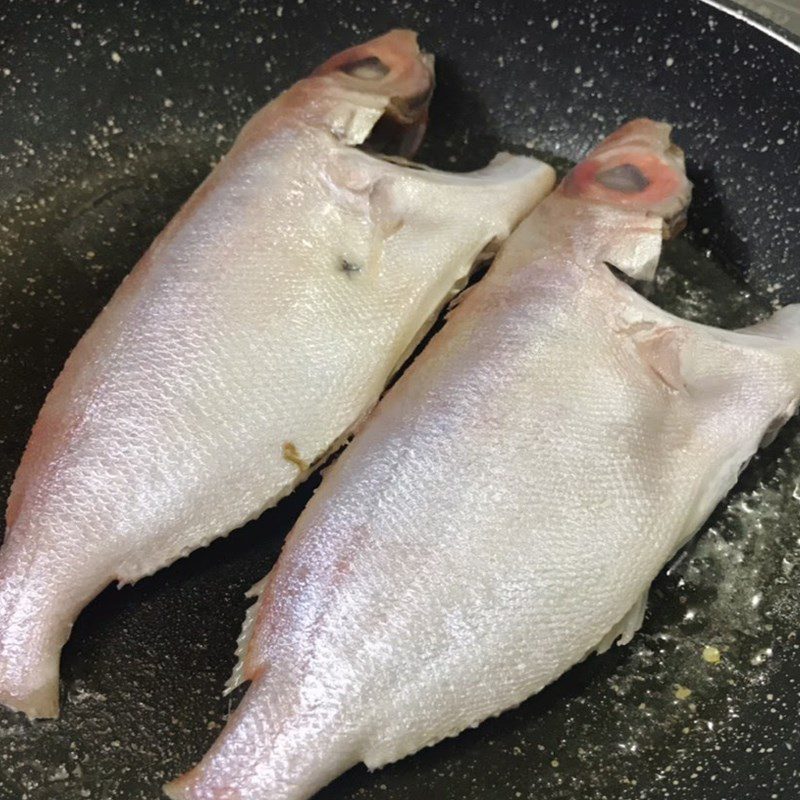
[700,0,800,54]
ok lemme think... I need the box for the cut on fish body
[165,120,800,800]
[0,30,555,719]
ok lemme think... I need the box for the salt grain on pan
[49,765,69,782]
[702,645,721,664]
[674,685,692,700]
[110,51,122,63]
[551,18,559,29]
[666,56,674,67]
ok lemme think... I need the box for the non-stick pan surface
[1,1,799,798]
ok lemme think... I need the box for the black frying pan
[1,1,799,798]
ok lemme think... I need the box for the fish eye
[594,163,650,193]
[340,56,390,80]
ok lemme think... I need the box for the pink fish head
[560,118,692,237]
[310,29,434,157]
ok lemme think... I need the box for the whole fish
[0,30,555,718]
[166,119,800,800]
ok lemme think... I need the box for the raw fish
[0,30,555,718]
[166,120,800,800]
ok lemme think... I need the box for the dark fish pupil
[595,163,651,193]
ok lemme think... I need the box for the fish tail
[0,544,64,718]
[164,670,364,800]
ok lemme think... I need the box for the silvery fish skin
[0,30,555,719]
[165,120,800,800]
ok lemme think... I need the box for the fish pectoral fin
[617,318,688,393]
[593,589,649,656]
[634,324,687,392]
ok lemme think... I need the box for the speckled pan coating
[0,1,799,799]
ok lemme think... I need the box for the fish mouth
[314,31,435,160]
[358,51,434,159]
[662,207,688,240]
[386,51,435,123]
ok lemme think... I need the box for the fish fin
[224,575,270,695]
[594,590,649,655]
[630,324,687,392]
[734,305,800,445]
[736,304,800,348]
[114,472,312,585]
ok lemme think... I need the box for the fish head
[311,29,435,158]
[560,118,692,239]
